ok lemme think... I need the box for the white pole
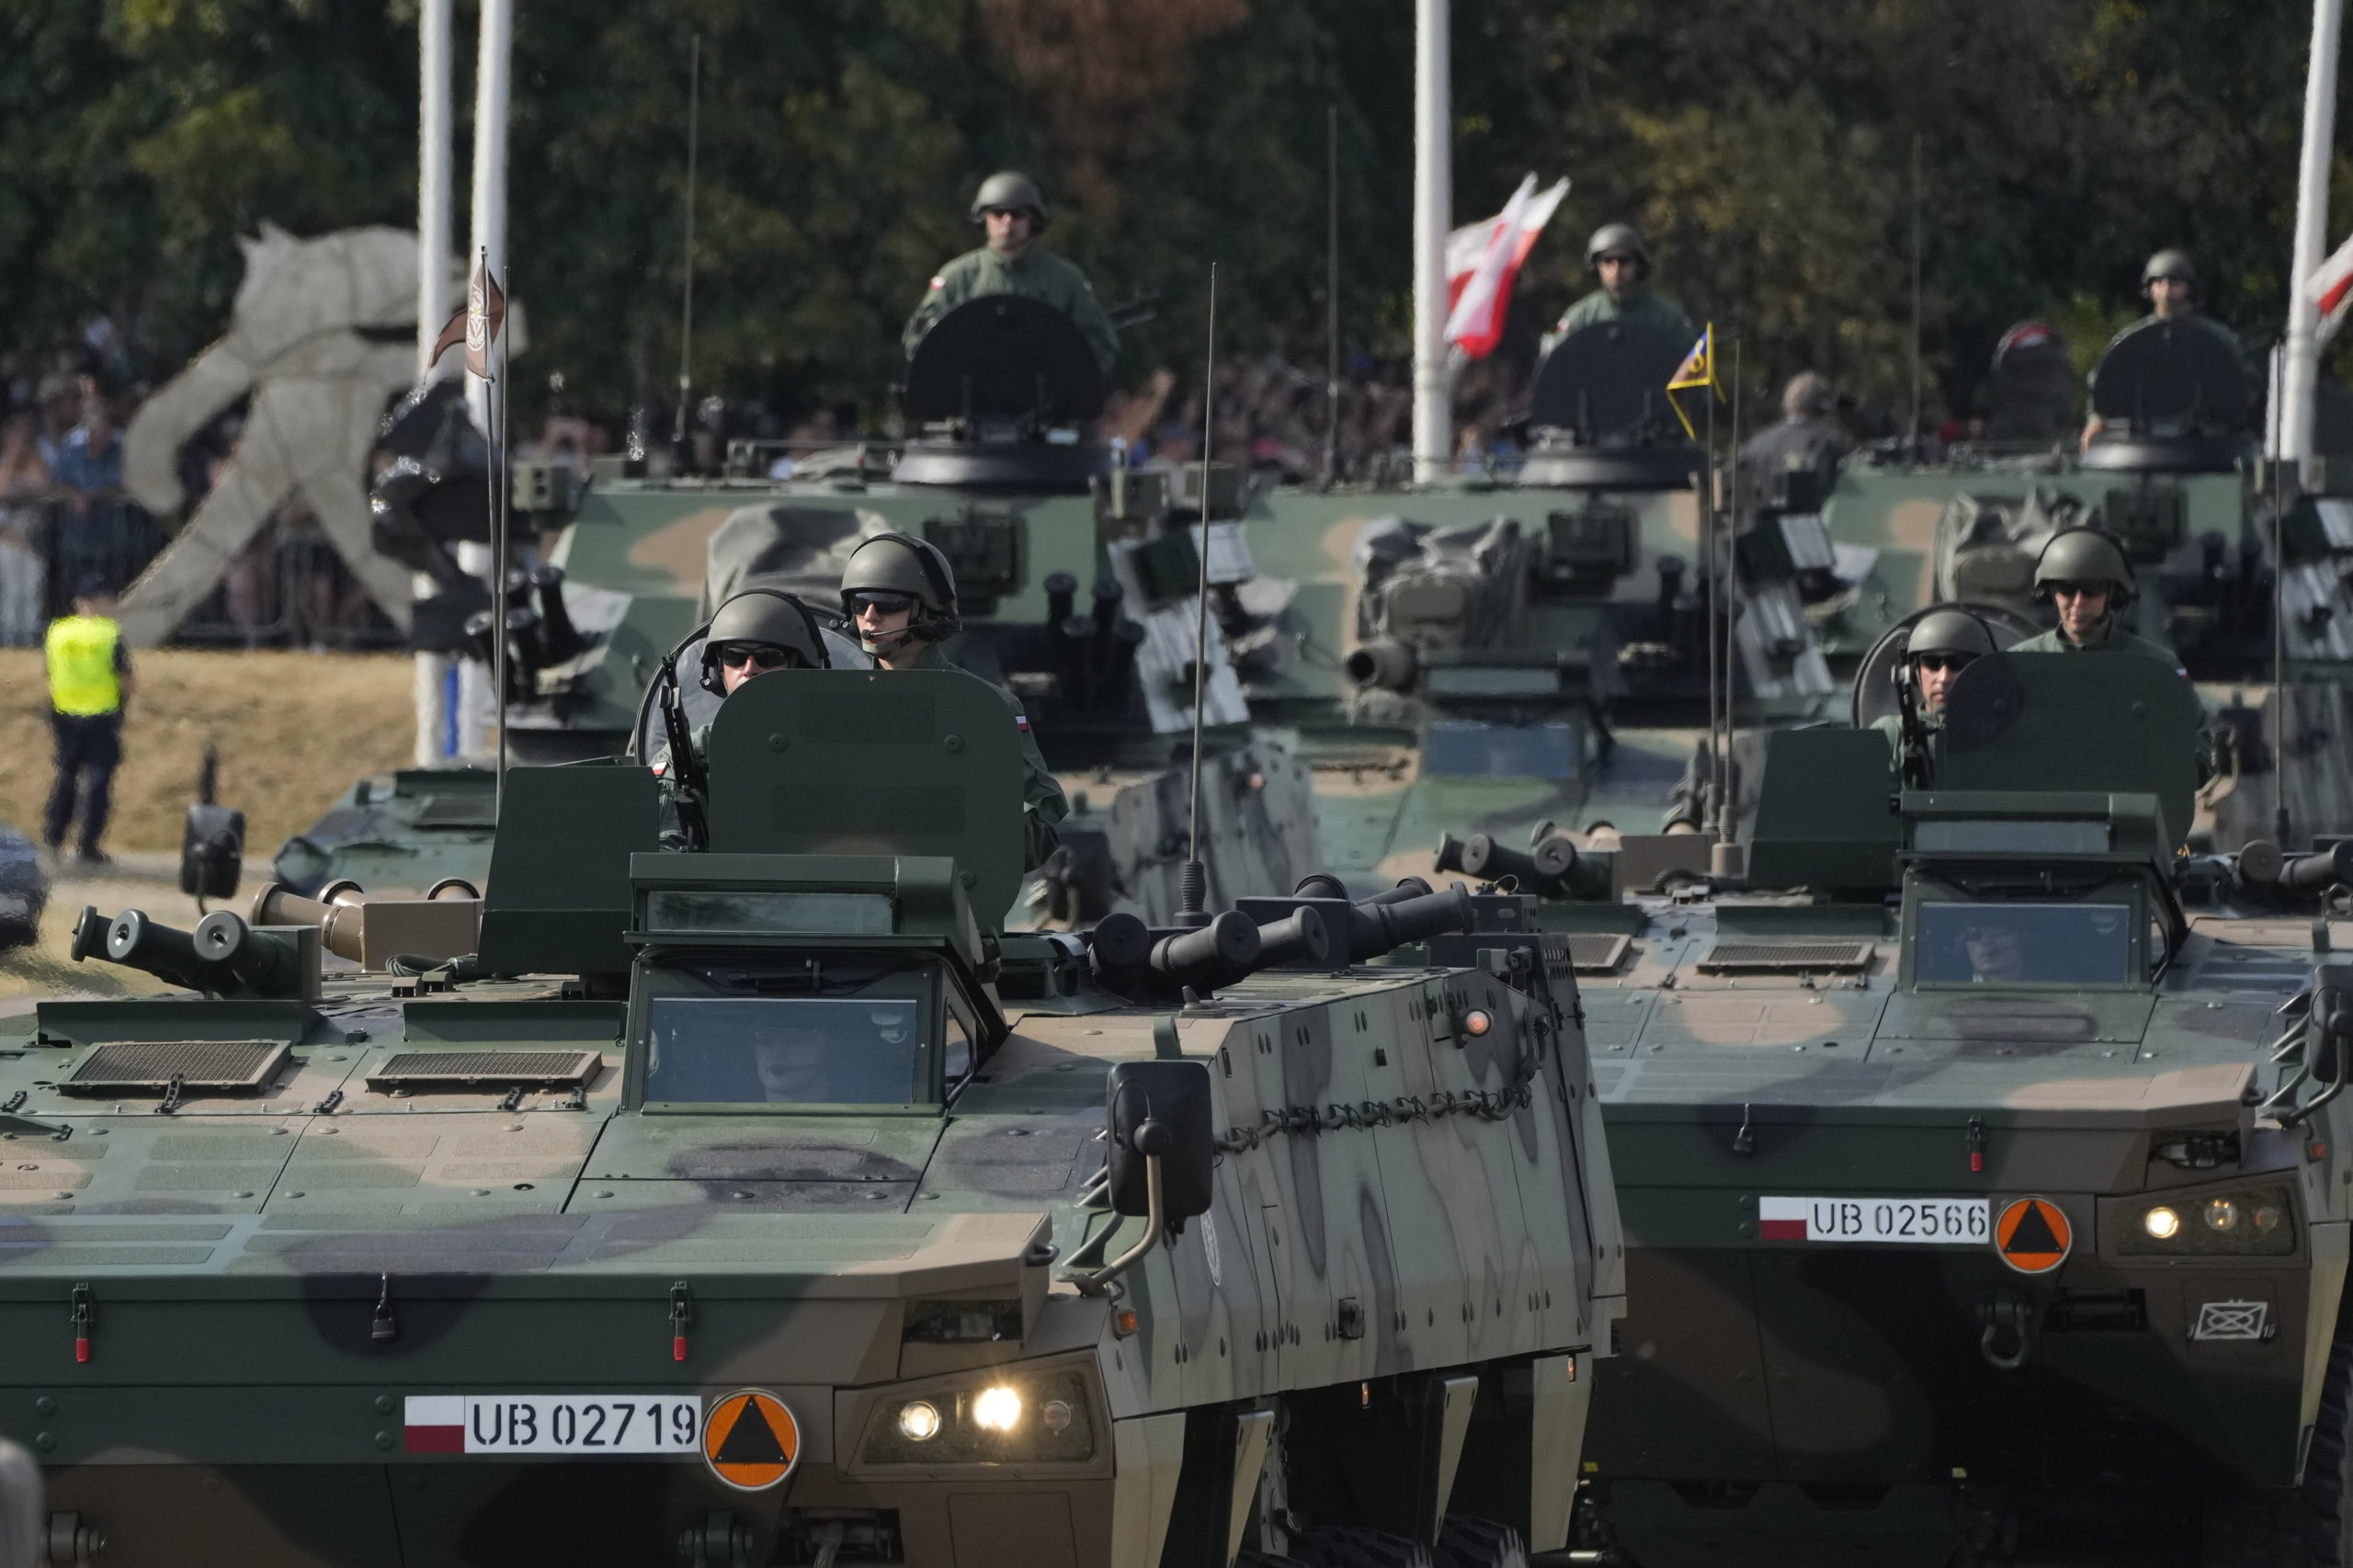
[1410,0,1451,484]
[464,0,512,434]
[414,0,455,765]
[460,0,512,761]
[2282,0,2344,471]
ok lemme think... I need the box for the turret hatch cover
[1529,321,1696,442]
[904,295,1106,426]
[2087,318,2250,430]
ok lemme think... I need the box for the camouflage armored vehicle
[1470,649,2353,1567]
[7,664,1622,1567]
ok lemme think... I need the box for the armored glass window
[1914,901,2133,986]
[643,996,926,1106]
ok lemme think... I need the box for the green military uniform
[904,248,1118,374]
[892,640,1068,867]
[2012,625,2186,675]
[1552,288,1696,346]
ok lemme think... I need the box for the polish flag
[2311,233,2353,349]
[404,1395,465,1454]
[1444,175,1571,361]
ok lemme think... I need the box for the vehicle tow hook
[1977,1289,2032,1370]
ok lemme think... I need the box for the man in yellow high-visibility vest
[43,576,133,867]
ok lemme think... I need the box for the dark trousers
[45,711,121,857]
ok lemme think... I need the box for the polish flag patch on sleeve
[1016,713,1029,733]
[928,276,945,290]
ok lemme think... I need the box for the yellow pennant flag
[1665,324,1720,438]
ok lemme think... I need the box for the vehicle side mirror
[1105,1061,1214,1223]
[179,803,244,901]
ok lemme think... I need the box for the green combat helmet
[971,170,1049,229]
[2143,247,2200,297]
[1904,606,1999,665]
[694,587,831,696]
[2033,526,2136,608]
[1584,222,1652,276]
[839,531,962,650]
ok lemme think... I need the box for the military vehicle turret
[1454,649,2353,1566]
[9,665,1622,1567]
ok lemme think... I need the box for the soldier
[1545,222,1696,349]
[838,532,1069,869]
[654,589,833,848]
[903,172,1118,375]
[1738,372,1847,496]
[2012,528,2184,671]
[1870,608,1996,758]
[2082,249,2243,448]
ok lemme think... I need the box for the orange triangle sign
[1995,1197,2072,1274]
[702,1391,800,1491]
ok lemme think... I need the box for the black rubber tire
[1435,1516,1529,1568]
[2204,1315,2353,1566]
[1289,1526,1437,1568]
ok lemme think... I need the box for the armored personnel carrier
[1479,650,2353,1566]
[7,665,1622,1567]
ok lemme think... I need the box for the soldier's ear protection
[694,589,831,698]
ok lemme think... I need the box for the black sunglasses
[847,591,918,615]
[2047,580,2108,600]
[1915,653,1975,673]
[716,643,793,670]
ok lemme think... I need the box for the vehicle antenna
[2272,335,2292,846]
[1909,132,1923,451]
[1325,104,1341,489]
[671,34,701,456]
[1704,335,1723,848]
[495,250,511,813]
[1179,262,1220,929]
[1722,334,1742,854]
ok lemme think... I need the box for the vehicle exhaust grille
[367,1050,603,1090]
[64,1040,291,1093]
[1563,934,1632,974]
[1698,940,1875,974]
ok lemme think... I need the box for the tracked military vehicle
[6,665,1621,1568]
[1443,649,2353,1567]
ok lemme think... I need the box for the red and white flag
[1443,175,1571,360]
[2311,232,2353,349]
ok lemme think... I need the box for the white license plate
[1760,1196,1989,1244]
[404,1394,701,1455]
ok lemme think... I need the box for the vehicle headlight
[860,1366,1097,1467]
[2120,1183,2295,1256]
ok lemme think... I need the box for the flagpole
[1410,0,1451,483]
[1703,326,1722,846]
[1722,335,1741,859]
[2283,0,2344,473]
[414,0,454,767]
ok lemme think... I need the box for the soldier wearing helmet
[2012,528,2184,670]
[1543,222,1695,352]
[839,532,1069,868]
[1738,371,1847,495]
[1870,608,1997,758]
[903,171,1118,374]
[654,589,838,847]
[2082,249,2245,449]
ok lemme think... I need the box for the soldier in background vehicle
[1544,222,1696,352]
[903,172,1118,375]
[2013,528,2184,670]
[1870,608,1996,758]
[838,532,1067,868]
[1739,371,1847,496]
[2082,250,2244,449]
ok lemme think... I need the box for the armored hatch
[1520,321,1704,490]
[893,295,1112,493]
[2080,316,2256,474]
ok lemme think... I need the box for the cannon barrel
[1294,873,1349,901]
[2281,841,2353,893]
[1087,907,1315,994]
[1365,877,1434,905]
[192,911,307,998]
[1086,912,1154,979]
[2234,838,2286,887]
[1343,638,1418,692]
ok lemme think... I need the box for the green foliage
[0,0,2342,432]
